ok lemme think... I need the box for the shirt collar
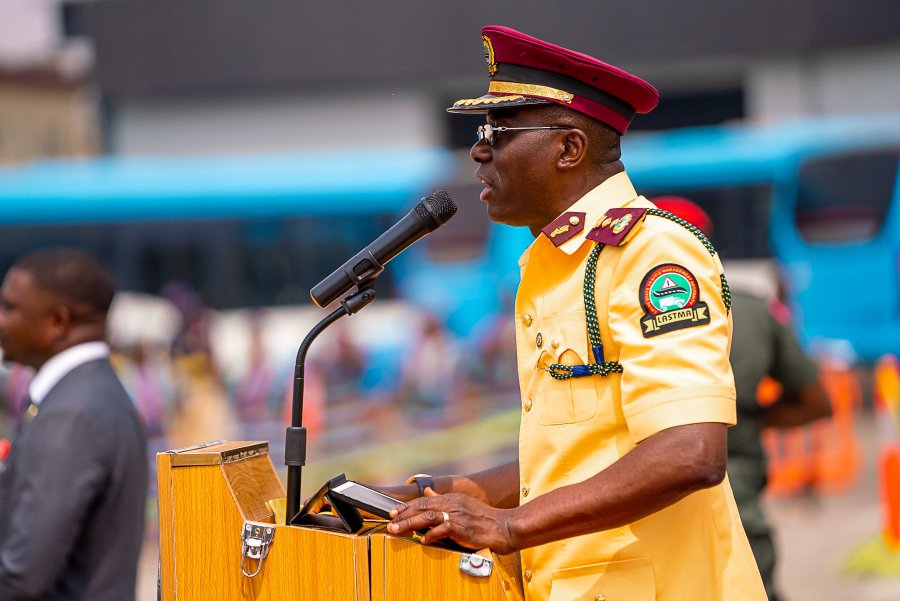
[554,171,639,255]
[518,171,641,267]
[29,341,110,405]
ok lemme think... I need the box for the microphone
[310,190,457,307]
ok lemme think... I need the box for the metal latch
[459,552,493,577]
[240,521,275,578]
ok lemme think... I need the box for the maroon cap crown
[448,25,659,134]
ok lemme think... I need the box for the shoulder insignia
[638,263,711,338]
[586,208,646,246]
[541,212,586,247]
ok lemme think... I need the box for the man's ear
[557,128,589,170]
[47,304,72,342]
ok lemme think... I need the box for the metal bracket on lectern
[240,521,275,578]
[459,552,493,578]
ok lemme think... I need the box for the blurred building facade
[0,0,98,164]
[57,0,900,156]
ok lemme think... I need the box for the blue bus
[627,114,900,361]
[0,148,454,308]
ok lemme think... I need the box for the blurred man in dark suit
[0,249,147,601]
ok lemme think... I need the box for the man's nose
[470,140,491,164]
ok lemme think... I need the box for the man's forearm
[507,423,726,550]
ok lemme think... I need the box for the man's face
[0,269,60,369]
[470,108,564,233]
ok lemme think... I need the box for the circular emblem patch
[640,264,699,315]
[482,34,497,75]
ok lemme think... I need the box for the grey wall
[70,0,900,101]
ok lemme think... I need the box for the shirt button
[524,569,533,582]
[536,333,543,348]
[522,313,533,327]
[551,337,560,349]
[524,398,533,412]
[521,483,530,497]
[595,594,606,601]
[502,580,510,590]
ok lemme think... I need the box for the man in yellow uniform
[387,25,766,601]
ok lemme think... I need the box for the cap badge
[483,34,497,76]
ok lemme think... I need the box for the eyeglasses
[476,124,571,146]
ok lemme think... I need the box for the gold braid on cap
[488,81,574,103]
[452,95,525,107]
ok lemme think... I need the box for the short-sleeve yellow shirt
[514,172,766,601]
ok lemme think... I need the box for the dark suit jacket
[0,359,148,601]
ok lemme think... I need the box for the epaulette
[585,208,646,246]
[541,211,586,247]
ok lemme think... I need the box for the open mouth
[475,173,494,200]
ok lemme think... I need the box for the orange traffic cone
[875,355,900,551]
[762,362,862,497]
[812,362,862,494]
[760,376,812,496]
[882,445,900,552]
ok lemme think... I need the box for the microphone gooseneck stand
[284,285,377,524]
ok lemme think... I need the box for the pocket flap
[549,558,655,601]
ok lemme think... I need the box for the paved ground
[140,410,900,600]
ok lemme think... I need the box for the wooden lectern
[158,440,524,600]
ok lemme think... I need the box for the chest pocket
[532,312,599,426]
[549,558,656,601]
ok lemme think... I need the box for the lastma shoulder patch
[639,263,711,338]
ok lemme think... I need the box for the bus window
[643,184,773,259]
[795,148,899,243]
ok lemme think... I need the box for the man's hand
[388,488,517,554]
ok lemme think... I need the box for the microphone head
[416,190,457,230]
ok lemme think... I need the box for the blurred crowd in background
[0,279,521,491]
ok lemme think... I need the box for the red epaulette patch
[541,212,586,247]
[585,208,647,246]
